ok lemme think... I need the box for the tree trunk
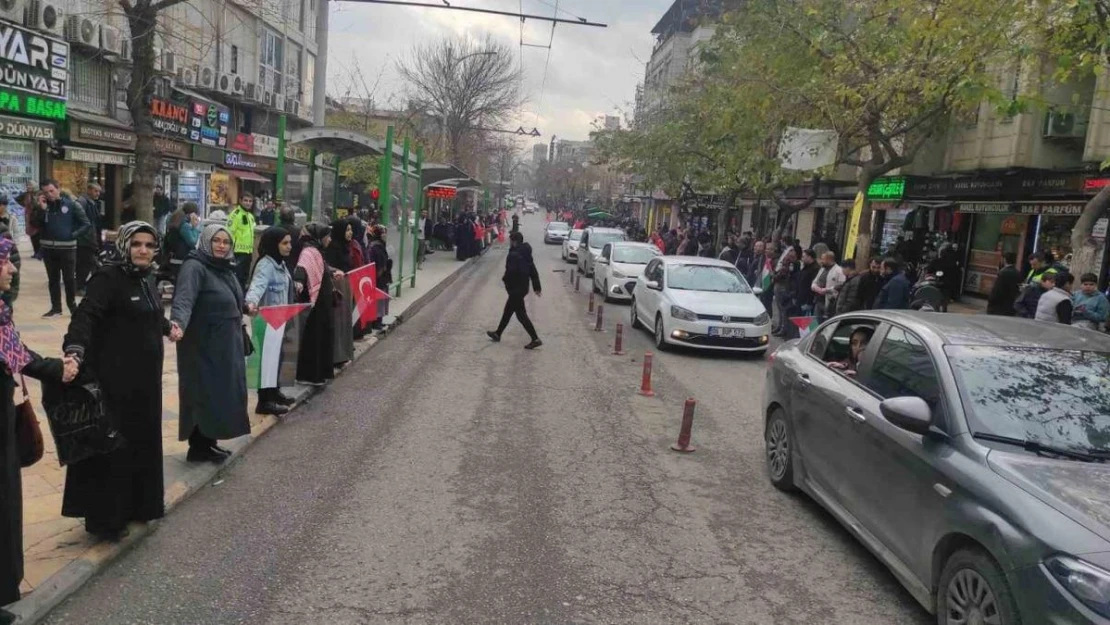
[853,169,878,269]
[714,190,739,253]
[1068,184,1110,278]
[125,3,160,225]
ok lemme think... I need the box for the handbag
[14,375,43,468]
[41,379,125,466]
[242,324,255,357]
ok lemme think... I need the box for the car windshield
[946,346,1110,453]
[667,265,752,293]
[613,246,659,264]
[568,230,584,242]
[548,222,570,231]
[590,232,626,248]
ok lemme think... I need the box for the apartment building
[641,0,732,118]
[0,0,329,227]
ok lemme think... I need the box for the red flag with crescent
[348,262,390,328]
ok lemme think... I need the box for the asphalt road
[44,216,931,624]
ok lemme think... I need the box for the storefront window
[209,171,233,208]
[176,172,207,216]
[0,138,37,193]
[1037,216,1079,267]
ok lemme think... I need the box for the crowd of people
[987,250,1110,329]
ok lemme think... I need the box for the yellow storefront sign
[843,192,864,260]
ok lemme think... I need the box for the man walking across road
[75,183,102,295]
[227,193,257,291]
[39,178,90,317]
[487,231,543,349]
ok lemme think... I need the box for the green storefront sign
[867,177,906,201]
[0,88,65,120]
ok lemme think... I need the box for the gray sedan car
[763,311,1110,625]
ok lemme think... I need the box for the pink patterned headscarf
[0,239,31,374]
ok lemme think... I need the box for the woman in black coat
[0,238,67,615]
[294,224,336,385]
[62,222,174,540]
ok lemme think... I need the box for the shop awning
[228,169,271,183]
[588,210,612,218]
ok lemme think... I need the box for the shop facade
[57,113,137,227]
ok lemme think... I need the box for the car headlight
[612,270,628,279]
[754,312,770,326]
[1047,556,1110,618]
[670,305,698,321]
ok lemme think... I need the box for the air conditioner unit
[25,0,63,36]
[231,74,245,96]
[217,72,234,94]
[100,25,122,56]
[1043,110,1089,139]
[272,95,285,111]
[64,15,99,49]
[151,47,162,72]
[245,82,262,104]
[262,90,274,108]
[285,98,300,117]
[119,39,132,63]
[0,0,24,24]
[198,65,216,90]
[161,50,177,74]
[177,66,197,88]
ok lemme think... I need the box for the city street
[43,215,929,624]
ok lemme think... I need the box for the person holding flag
[245,227,296,415]
[294,224,337,386]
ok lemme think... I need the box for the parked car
[763,311,1110,625]
[563,229,584,263]
[630,257,770,353]
[544,221,572,244]
[576,227,627,277]
[593,241,660,302]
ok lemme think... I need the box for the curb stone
[7,256,479,624]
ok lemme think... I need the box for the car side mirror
[646,280,662,291]
[879,397,933,436]
[752,287,763,296]
[598,257,609,265]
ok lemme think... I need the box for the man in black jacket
[75,183,102,295]
[487,231,542,349]
[39,179,90,317]
[987,252,1021,316]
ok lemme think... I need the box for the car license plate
[709,327,745,338]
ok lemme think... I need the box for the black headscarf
[301,222,330,249]
[255,226,290,268]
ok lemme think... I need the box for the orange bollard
[639,352,655,396]
[612,323,625,355]
[671,398,697,453]
[595,304,604,331]
[588,291,595,315]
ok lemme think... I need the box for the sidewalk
[8,238,479,623]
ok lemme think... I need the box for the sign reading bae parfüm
[0,21,68,121]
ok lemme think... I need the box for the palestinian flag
[246,304,311,390]
[789,316,819,339]
[760,259,773,291]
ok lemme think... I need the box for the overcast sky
[326,0,669,149]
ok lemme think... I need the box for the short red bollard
[612,323,625,355]
[671,398,697,453]
[639,352,655,396]
[594,304,604,331]
[588,291,595,315]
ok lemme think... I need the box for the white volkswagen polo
[630,257,771,354]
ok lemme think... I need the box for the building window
[258,29,284,94]
[285,44,302,103]
[70,54,111,115]
[230,45,239,74]
[303,53,315,119]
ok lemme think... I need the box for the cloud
[325,0,667,144]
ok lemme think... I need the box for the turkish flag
[348,262,390,328]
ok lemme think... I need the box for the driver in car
[828,327,873,376]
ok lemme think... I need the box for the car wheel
[630,298,642,329]
[765,408,796,491]
[654,314,671,352]
[937,549,1018,625]
[603,280,612,303]
[593,278,601,294]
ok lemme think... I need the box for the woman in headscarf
[171,224,250,464]
[324,218,354,272]
[348,216,369,268]
[60,222,174,540]
[367,225,392,329]
[0,238,69,616]
[294,223,336,385]
[245,226,295,416]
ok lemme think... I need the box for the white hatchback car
[544,221,571,244]
[630,257,771,354]
[562,229,584,262]
[577,227,628,277]
[593,241,660,302]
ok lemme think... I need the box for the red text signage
[149,98,190,139]
[426,186,457,200]
[229,133,254,153]
[1085,178,1110,193]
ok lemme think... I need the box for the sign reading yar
[0,22,69,100]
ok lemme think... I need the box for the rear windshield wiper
[972,432,1105,463]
